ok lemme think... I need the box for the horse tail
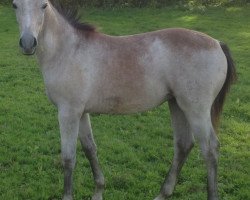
[211,41,237,131]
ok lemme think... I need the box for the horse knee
[62,155,76,170]
[176,138,194,152]
[83,142,97,158]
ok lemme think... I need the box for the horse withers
[13,0,236,200]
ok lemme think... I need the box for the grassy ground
[0,5,249,200]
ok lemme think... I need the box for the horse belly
[86,82,170,114]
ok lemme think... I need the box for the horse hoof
[62,195,73,200]
[153,194,165,200]
[92,193,103,200]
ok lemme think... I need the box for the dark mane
[49,0,95,32]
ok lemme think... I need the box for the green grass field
[0,5,249,200]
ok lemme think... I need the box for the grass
[0,5,250,200]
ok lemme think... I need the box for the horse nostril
[33,37,37,47]
[19,38,24,48]
[19,35,37,49]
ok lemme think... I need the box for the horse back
[83,28,226,114]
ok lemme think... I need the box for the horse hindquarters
[155,44,232,199]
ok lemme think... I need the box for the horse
[12,0,236,200]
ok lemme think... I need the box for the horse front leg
[78,113,105,200]
[58,107,81,200]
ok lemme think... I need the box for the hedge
[1,0,249,7]
[53,0,250,7]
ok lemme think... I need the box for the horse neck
[36,4,79,66]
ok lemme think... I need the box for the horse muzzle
[19,33,37,55]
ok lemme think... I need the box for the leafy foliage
[1,0,250,7]
[68,0,249,8]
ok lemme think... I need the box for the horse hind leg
[189,115,219,200]
[154,99,194,200]
[78,113,105,200]
[178,100,219,200]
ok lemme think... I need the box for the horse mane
[49,0,95,32]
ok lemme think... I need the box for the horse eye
[42,3,48,9]
[12,3,17,9]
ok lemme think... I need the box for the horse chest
[43,68,86,107]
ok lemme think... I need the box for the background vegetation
[1,0,250,7]
[0,2,250,200]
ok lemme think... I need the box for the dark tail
[211,42,237,131]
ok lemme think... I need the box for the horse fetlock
[93,180,105,200]
[160,178,176,197]
[96,175,105,187]
[207,186,219,200]
[208,195,218,200]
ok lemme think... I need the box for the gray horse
[13,0,236,200]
